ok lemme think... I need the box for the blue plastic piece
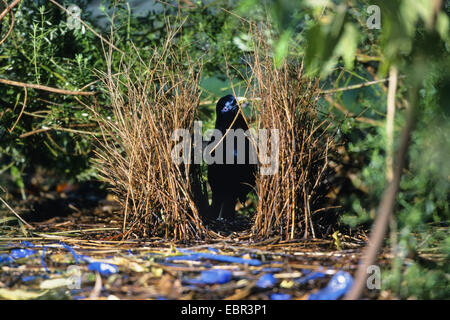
[200,269,232,284]
[186,269,232,285]
[88,262,119,276]
[256,273,276,289]
[301,269,312,275]
[22,274,49,282]
[0,254,13,264]
[295,271,327,284]
[308,271,354,300]
[261,267,283,273]
[10,248,36,259]
[79,254,94,263]
[176,248,195,254]
[22,275,39,282]
[60,242,80,264]
[165,252,261,266]
[20,241,35,247]
[41,247,50,273]
[270,293,292,300]
[165,255,200,262]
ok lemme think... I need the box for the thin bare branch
[0,0,20,21]
[0,78,96,95]
[0,196,34,229]
[48,0,124,55]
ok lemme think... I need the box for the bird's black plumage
[207,95,256,220]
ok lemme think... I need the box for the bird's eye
[221,100,236,113]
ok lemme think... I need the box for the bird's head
[214,95,248,132]
[216,95,239,115]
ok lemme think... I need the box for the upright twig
[386,66,398,182]
[345,93,417,300]
[0,196,34,229]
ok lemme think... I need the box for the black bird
[207,95,257,220]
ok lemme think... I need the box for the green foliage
[0,0,102,186]
[0,0,250,188]
[239,0,449,298]
[383,225,449,299]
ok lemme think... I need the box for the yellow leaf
[40,278,69,289]
[332,231,342,251]
[0,288,49,300]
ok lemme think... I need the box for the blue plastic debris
[165,252,261,266]
[164,254,201,262]
[21,275,48,282]
[41,247,50,273]
[295,271,327,284]
[10,248,37,259]
[79,254,94,263]
[176,248,195,254]
[308,271,354,300]
[301,269,312,275]
[88,262,119,276]
[0,254,13,264]
[200,269,232,284]
[207,247,219,254]
[256,273,276,289]
[20,241,35,247]
[60,242,80,264]
[22,275,38,282]
[270,293,292,300]
[261,267,283,273]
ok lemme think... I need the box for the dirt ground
[0,182,392,300]
[0,194,386,300]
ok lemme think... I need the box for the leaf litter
[0,205,377,300]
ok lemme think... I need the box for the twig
[386,66,398,182]
[0,0,20,21]
[48,0,124,55]
[19,126,99,138]
[207,106,244,155]
[345,92,417,300]
[0,0,15,46]
[0,78,95,95]
[324,95,383,126]
[220,7,252,25]
[0,195,34,229]
[155,0,194,9]
[89,272,102,299]
[9,87,26,133]
[320,78,394,94]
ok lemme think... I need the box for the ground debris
[0,209,382,300]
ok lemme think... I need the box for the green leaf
[436,12,449,41]
[334,23,358,70]
[10,166,24,189]
[274,30,292,68]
